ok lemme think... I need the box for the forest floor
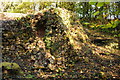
[1,13,120,79]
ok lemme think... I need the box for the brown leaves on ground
[2,8,120,79]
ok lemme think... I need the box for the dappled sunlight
[2,7,120,79]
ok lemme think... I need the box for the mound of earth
[2,8,120,79]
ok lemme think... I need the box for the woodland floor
[1,15,120,79]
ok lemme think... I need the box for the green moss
[1,62,23,75]
[1,62,20,70]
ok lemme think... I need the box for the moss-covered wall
[2,8,92,72]
[30,8,91,64]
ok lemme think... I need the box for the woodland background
[1,1,120,79]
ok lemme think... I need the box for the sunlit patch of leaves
[2,8,120,79]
